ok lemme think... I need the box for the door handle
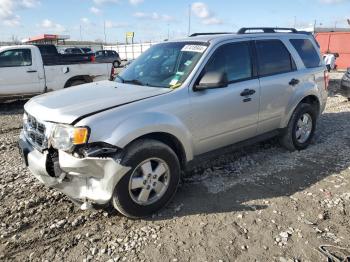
[240,89,256,97]
[27,70,37,73]
[289,78,300,86]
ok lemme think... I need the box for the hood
[25,80,172,124]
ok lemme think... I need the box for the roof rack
[189,32,233,37]
[237,27,298,34]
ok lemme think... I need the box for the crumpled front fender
[57,151,131,204]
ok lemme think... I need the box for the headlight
[51,125,89,151]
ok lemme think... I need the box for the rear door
[190,41,260,155]
[0,48,42,96]
[255,39,298,134]
[289,38,326,101]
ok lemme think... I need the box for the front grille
[23,113,48,151]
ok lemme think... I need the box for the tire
[112,139,181,218]
[279,103,317,151]
[67,80,86,87]
[113,61,120,68]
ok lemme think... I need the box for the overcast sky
[1,0,350,42]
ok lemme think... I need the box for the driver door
[190,41,260,155]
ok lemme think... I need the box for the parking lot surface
[0,75,349,261]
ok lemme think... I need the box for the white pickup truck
[0,45,113,100]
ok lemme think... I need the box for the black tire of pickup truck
[112,139,180,218]
[279,103,317,152]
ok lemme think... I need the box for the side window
[290,39,321,68]
[0,49,32,67]
[256,40,294,77]
[203,42,253,82]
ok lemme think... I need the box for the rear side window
[0,49,32,67]
[256,40,294,77]
[290,39,321,68]
[204,42,252,82]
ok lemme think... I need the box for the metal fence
[104,42,159,61]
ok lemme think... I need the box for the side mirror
[194,71,228,91]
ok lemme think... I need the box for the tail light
[110,66,115,80]
[90,55,95,62]
[324,70,329,90]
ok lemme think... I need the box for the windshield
[116,41,208,88]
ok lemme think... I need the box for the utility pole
[104,21,107,45]
[167,23,170,40]
[188,4,191,36]
[79,25,82,41]
[313,20,317,33]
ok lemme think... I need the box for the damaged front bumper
[19,132,130,206]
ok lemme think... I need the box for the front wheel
[112,139,180,218]
[113,61,120,68]
[279,103,317,151]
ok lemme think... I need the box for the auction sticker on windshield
[181,45,207,53]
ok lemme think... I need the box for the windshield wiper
[116,76,167,88]
[115,76,144,86]
[123,79,145,86]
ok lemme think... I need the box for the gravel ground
[0,75,349,262]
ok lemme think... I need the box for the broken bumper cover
[19,132,130,205]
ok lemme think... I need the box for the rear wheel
[67,80,86,87]
[112,139,180,218]
[279,103,317,151]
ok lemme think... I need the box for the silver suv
[19,28,328,218]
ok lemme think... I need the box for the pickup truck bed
[35,45,95,65]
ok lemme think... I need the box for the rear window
[36,45,57,56]
[290,39,321,68]
[256,40,294,77]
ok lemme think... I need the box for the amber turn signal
[72,127,89,145]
